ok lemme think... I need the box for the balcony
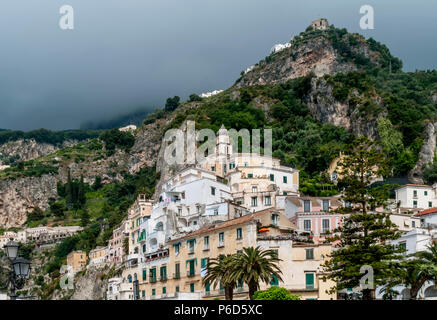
[173,272,180,279]
[160,275,167,282]
[149,277,157,283]
[218,241,224,248]
[187,270,196,277]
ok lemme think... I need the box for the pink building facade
[285,196,344,244]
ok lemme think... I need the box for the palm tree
[381,259,428,300]
[203,254,236,300]
[229,246,283,299]
[382,243,437,300]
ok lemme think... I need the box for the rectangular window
[323,200,329,211]
[188,239,195,254]
[160,266,167,281]
[201,258,209,269]
[211,166,215,172]
[211,187,216,196]
[322,219,330,233]
[187,260,195,276]
[248,173,253,178]
[152,288,156,296]
[175,263,180,278]
[197,205,201,213]
[304,220,311,232]
[413,201,418,208]
[283,176,287,183]
[305,273,314,290]
[271,213,279,226]
[150,268,157,282]
[252,186,258,193]
[251,197,258,207]
[176,286,179,293]
[413,190,417,198]
[270,174,274,182]
[236,228,243,239]
[429,201,433,208]
[178,208,182,215]
[142,269,147,281]
[412,221,416,228]
[174,243,180,255]
[425,191,428,196]
[304,200,311,212]
[265,196,271,206]
[230,163,235,169]
[218,232,224,247]
[204,236,209,250]
[162,287,166,294]
[306,248,314,260]
[213,209,218,215]
[190,283,195,293]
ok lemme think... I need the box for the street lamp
[3,238,31,300]
[4,239,19,261]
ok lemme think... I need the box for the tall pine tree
[322,136,404,300]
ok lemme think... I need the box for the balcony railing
[149,277,157,283]
[160,275,167,281]
[173,272,180,279]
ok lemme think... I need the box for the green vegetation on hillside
[43,166,158,274]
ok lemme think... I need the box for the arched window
[155,222,164,231]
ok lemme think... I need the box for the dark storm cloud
[0,0,436,130]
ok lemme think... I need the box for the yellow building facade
[138,208,335,300]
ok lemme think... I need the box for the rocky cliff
[0,139,78,165]
[409,122,437,184]
[235,24,389,89]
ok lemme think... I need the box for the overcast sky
[0,0,436,131]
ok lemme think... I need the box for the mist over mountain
[80,108,152,130]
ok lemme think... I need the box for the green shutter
[201,258,208,268]
[142,269,147,281]
[305,273,314,289]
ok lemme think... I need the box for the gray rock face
[0,139,78,164]
[409,122,437,184]
[305,78,381,139]
[0,174,58,227]
[234,30,379,89]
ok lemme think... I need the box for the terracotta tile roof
[169,208,276,243]
[415,207,437,217]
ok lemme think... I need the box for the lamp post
[3,238,31,300]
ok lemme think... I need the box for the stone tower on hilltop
[311,18,329,31]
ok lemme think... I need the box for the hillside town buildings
[94,126,437,300]
[0,226,82,249]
